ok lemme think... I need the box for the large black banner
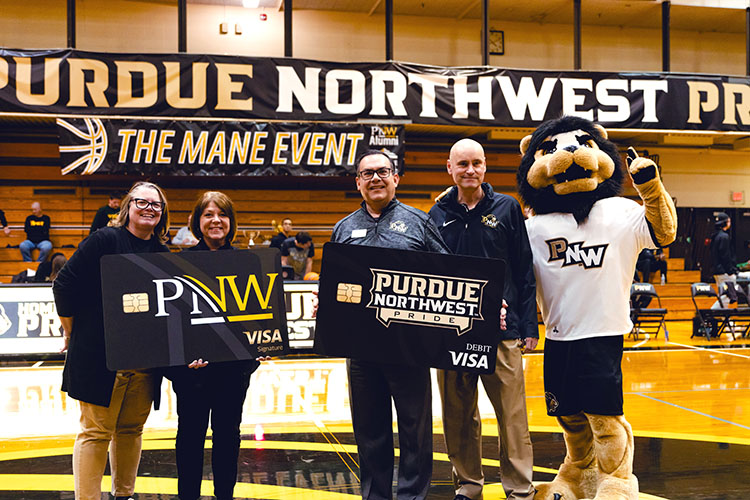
[100,248,289,371]
[315,243,505,374]
[56,118,403,176]
[2,48,750,131]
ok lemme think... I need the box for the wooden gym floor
[1,321,749,499]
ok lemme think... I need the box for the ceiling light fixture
[242,0,260,8]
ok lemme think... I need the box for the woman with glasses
[53,181,170,500]
[165,191,259,500]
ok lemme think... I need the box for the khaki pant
[73,371,154,500]
[438,339,534,500]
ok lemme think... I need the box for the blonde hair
[112,181,170,244]
[190,191,237,245]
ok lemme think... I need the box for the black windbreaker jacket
[710,229,737,275]
[428,183,538,341]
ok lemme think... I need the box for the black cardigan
[53,226,169,407]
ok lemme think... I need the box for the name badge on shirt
[351,229,367,238]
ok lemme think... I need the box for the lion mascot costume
[517,116,676,500]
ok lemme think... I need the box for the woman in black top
[53,181,170,500]
[167,191,259,500]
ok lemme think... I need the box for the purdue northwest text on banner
[3,48,750,131]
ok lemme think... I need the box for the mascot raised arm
[517,116,676,500]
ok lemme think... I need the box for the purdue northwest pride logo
[364,269,486,335]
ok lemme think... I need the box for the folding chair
[629,283,667,340]
[718,281,750,338]
[690,282,748,341]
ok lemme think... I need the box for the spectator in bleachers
[53,181,170,500]
[35,252,67,282]
[710,212,738,308]
[89,191,122,233]
[172,214,199,246]
[737,239,750,272]
[0,208,10,236]
[280,231,314,279]
[635,248,668,284]
[269,217,293,249]
[20,202,52,262]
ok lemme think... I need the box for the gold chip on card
[336,283,362,304]
[122,293,149,313]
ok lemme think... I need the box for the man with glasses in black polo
[330,150,449,500]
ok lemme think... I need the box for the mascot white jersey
[517,116,677,500]
[527,197,654,341]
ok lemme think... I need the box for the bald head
[31,202,42,216]
[449,138,485,162]
[447,139,486,194]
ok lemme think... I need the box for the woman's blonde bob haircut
[189,191,237,245]
[112,181,170,244]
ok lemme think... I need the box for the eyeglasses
[131,198,164,212]
[358,167,393,181]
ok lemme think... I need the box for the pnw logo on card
[366,269,486,335]
[120,273,280,347]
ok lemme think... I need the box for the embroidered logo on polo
[545,237,608,269]
[365,269,487,335]
[481,214,499,228]
[545,391,560,413]
[390,220,408,233]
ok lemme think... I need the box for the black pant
[348,359,432,500]
[543,336,624,416]
[170,364,253,500]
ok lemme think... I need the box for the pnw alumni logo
[365,269,486,334]
[369,125,400,147]
[546,237,608,269]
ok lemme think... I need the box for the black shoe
[454,495,472,500]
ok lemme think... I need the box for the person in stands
[20,202,52,262]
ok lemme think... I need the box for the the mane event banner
[315,243,505,374]
[56,119,403,176]
[100,248,289,371]
[3,48,750,131]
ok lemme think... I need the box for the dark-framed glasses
[131,198,164,212]
[358,167,393,181]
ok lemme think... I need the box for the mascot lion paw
[534,414,637,500]
[534,462,599,500]
[534,413,598,500]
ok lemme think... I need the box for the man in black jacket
[710,212,738,308]
[89,192,122,234]
[429,139,537,500]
